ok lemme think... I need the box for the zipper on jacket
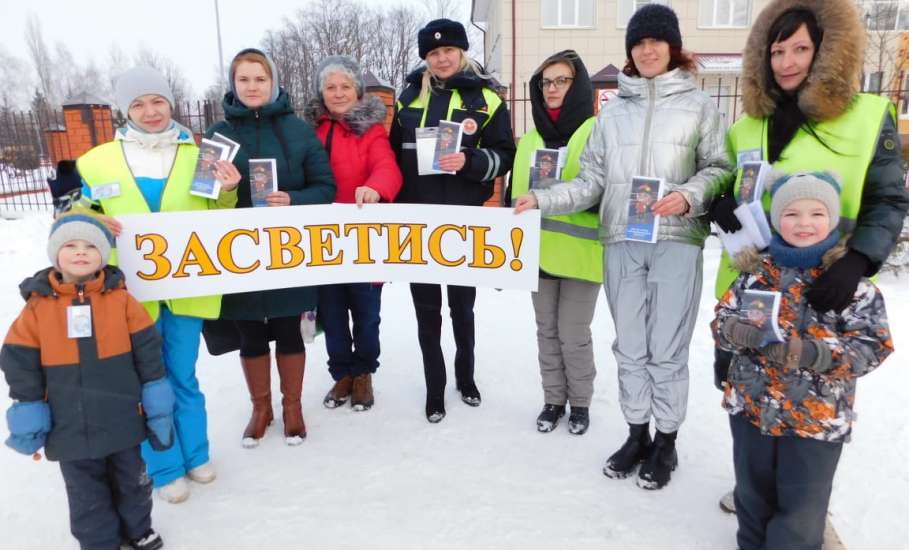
[77,285,85,304]
[639,79,656,175]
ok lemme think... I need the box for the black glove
[806,250,871,314]
[707,193,742,233]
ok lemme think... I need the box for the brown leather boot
[240,355,273,448]
[323,376,353,409]
[351,374,374,411]
[275,352,306,444]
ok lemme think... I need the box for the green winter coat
[206,90,336,320]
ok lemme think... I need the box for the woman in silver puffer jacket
[515,4,732,490]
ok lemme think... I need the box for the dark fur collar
[742,0,865,121]
[303,94,387,136]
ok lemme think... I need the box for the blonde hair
[419,49,490,106]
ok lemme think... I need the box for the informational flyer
[429,121,464,174]
[211,131,241,162]
[741,289,785,344]
[190,139,230,199]
[249,158,278,207]
[529,148,561,190]
[625,176,665,243]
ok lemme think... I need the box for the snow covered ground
[0,213,905,549]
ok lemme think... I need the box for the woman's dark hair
[622,44,697,77]
[765,9,823,98]
[764,9,841,162]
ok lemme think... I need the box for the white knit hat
[769,171,842,233]
[47,212,115,270]
[114,66,175,114]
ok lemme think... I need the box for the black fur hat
[625,4,682,60]
[418,19,469,59]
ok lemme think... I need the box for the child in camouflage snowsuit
[712,171,893,550]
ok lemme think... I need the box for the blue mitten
[5,401,51,455]
[142,378,176,451]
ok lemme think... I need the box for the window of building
[862,0,909,30]
[541,0,596,28]
[900,73,909,116]
[617,0,671,29]
[698,0,751,28]
[864,71,884,92]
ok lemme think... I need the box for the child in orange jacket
[1,212,174,550]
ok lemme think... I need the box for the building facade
[471,0,909,138]
[471,0,770,134]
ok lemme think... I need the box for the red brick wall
[49,105,115,163]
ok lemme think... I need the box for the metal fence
[2,77,908,214]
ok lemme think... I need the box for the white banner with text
[115,203,541,301]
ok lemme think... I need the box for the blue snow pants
[140,306,208,487]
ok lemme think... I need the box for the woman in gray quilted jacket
[515,4,732,490]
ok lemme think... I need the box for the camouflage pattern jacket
[712,242,893,442]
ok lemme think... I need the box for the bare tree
[53,42,78,101]
[0,46,32,110]
[258,0,428,106]
[24,14,56,105]
[858,0,901,93]
[106,43,130,100]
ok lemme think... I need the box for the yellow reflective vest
[510,119,603,283]
[716,94,892,298]
[76,141,235,320]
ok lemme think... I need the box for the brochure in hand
[431,120,464,174]
[716,161,775,257]
[211,132,241,162]
[529,148,561,190]
[740,289,785,345]
[738,161,770,204]
[249,158,278,207]
[190,139,230,199]
[625,176,665,243]
[416,121,464,176]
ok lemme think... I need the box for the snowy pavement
[0,213,905,549]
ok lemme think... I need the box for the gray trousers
[604,240,702,433]
[532,277,600,407]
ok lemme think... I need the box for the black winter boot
[426,395,446,423]
[457,379,482,407]
[536,404,566,432]
[636,430,678,490]
[603,422,652,479]
[129,529,164,550]
[567,406,590,435]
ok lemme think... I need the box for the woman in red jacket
[304,55,403,411]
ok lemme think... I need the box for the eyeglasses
[538,76,573,90]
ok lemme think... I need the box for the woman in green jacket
[206,48,336,449]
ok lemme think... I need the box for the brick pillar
[366,87,395,133]
[59,103,114,160]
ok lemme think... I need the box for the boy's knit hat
[115,66,175,114]
[625,4,683,61]
[47,212,115,270]
[769,171,842,233]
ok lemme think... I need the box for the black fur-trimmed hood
[303,94,387,136]
[742,0,866,121]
